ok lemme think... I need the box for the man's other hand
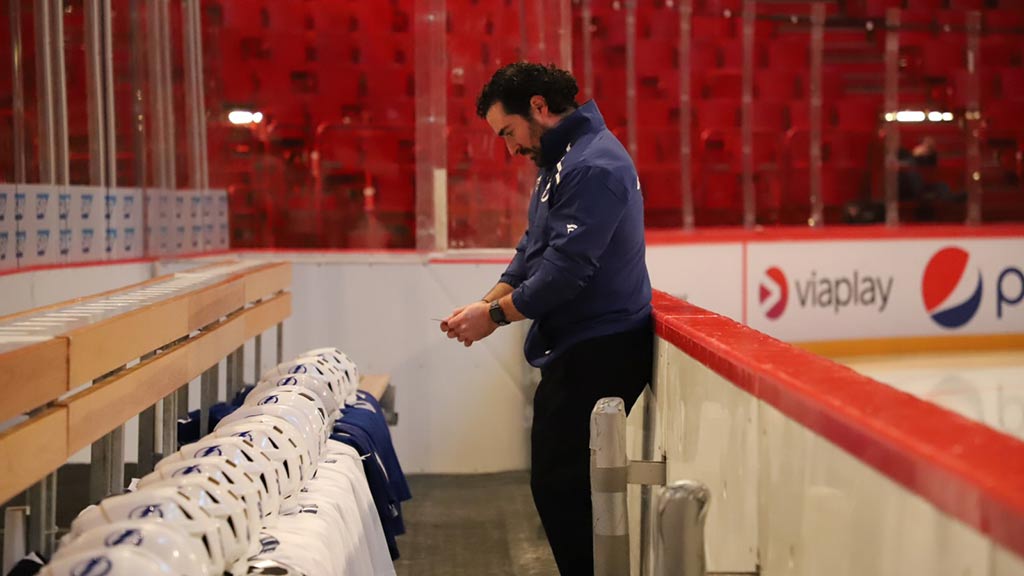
[441,301,497,347]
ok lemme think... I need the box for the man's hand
[440,301,496,347]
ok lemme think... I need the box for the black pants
[530,328,653,576]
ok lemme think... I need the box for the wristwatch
[489,300,510,326]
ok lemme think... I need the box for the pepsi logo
[759,267,789,320]
[259,395,280,405]
[922,247,983,329]
[278,376,299,387]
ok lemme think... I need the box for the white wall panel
[646,243,744,321]
[285,259,533,473]
[657,343,759,573]
[648,337,1024,575]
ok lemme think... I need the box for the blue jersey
[330,422,405,560]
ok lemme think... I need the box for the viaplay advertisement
[746,239,1024,342]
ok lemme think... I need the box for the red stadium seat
[832,98,882,129]
[703,70,743,99]
[637,39,677,76]
[265,0,308,32]
[751,102,787,132]
[768,40,809,70]
[756,71,803,101]
[688,41,720,71]
[638,100,679,127]
[697,100,739,130]
[920,40,966,78]
[1002,70,1024,101]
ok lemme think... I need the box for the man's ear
[529,95,547,118]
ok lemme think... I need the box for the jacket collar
[538,100,606,168]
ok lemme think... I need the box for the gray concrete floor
[394,471,558,576]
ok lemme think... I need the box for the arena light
[885,110,954,123]
[895,110,927,123]
[228,110,263,125]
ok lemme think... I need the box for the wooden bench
[358,374,397,425]
[0,260,292,557]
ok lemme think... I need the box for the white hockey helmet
[246,385,329,432]
[262,357,346,407]
[68,486,227,571]
[216,403,325,460]
[40,546,175,575]
[250,373,340,423]
[138,472,256,563]
[213,417,312,499]
[52,519,216,576]
[244,558,307,575]
[162,436,283,526]
[301,347,359,400]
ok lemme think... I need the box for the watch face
[489,301,508,325]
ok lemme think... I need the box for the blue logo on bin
[190,195,201,219]
[15,193,25,221]
[105,195,115,219]
[59,229,71,256]
[192,225,202,249]
[36,229,50,256]
[16,230,25,258]
[82,194,93,220]
[59,193,70,220]
[0,231,8,260]
[36,193,49,220]
[123,194,134,219]
[82,228,94,254]
[106,228,116,254]
[124,228,134,252]
[0,192,7,221]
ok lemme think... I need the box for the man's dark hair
[476,62,579,119]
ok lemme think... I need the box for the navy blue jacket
[502,101,652,368]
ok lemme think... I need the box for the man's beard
[519,120,546,167]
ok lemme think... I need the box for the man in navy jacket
[441,63,653,575]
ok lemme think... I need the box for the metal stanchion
[200,365,218,436]
[137,352,158,475]
[254,333,262,382]
[160,391,177,460]
[89,434,112,503]
[590,397,629,575]
[276,322,284,364]
[2,507,28,575]
[110,425,124,494]
[653,481,710,576]
[236,345,245,391]
[137,404,157,476]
